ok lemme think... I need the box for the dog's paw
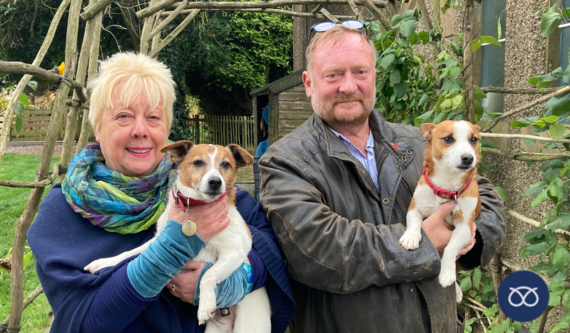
[438,270,456,288]
[399,230,422,250]
[197,292,217,324]
[84,258,115,274]
[455,282,463,303]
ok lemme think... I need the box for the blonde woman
[28,52,295,333]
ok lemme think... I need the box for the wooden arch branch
[166,8,355,20]
[148,9,201,58]
[0,163,62,189]
[80,0,114,21]
[139,0,386,19]
[0,61,88,103]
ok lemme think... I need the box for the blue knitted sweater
[27,184,295,333]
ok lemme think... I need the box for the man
[259,24,506,333]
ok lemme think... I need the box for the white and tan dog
[85,141,271,333]
[399,120,481,303]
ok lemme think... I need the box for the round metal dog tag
[182,221,197,236]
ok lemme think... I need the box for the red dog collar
[422,168,472,201]
[172,183,229,211]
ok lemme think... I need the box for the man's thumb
[436,201,455,218]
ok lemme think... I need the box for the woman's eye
[117,114,130,119]
[221,162,231,169]
[193,160,204,167]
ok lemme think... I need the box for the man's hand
[421,201,477,258]
[168,260,206,303]
[168,195,230,242]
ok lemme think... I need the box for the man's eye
[193,160,204,167]
[442,136,454,144]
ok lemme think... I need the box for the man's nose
[339,73,358,94]
[131,116,149,138]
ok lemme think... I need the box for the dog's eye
[442,136,454,144]
[221,162,231,169]
[193,160,204,167]
[470,137,479,144]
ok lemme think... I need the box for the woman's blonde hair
[88,52,176,130]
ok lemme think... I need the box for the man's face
[303,33,376,128]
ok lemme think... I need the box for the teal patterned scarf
[62,143,176,234]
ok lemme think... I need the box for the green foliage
[541,4,563,37]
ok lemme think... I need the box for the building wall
[276,85,313,140]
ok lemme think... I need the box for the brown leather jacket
[259,111,506,333]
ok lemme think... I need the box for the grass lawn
[0,153,59,332]
[0,152,256,332]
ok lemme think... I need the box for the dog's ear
[227,144,254,168]
[419,123,436,140]
[161,140,194,164]
[473,124,481,133]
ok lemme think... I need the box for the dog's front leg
[84,239,152,273]
[438,221,471,288]
[197,250,247,325]
[400,199,424,250]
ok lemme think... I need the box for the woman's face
[94,92,169,177]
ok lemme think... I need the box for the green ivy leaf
[434,112,445,124]
[480,35,502,46]
[380,54,395,70]
[550,123,566,141]
[440,98,452,110]
[541,4,562,37]
[451,95,463,109]
[472,268,481,290]
[510,116,539,127]
[563,290,570,309]
[473,85,487,99]
[530,262,551,275]
[471,39,482,53]
[523,138,536,147]
[552,247,570,271]
[27,80,37,91]
[390,70,401,84]
[15,114,23,133]
[524,181,547,196]
[549,291,561,306]
[474,100,484,121]
[494,186,509,203]
[541,94,570,116]
[417,31,429,45]
[531,189,549,207]
[22,251,33,270]
[548,178,565,200]
[393,82,408,98]
[497,18,502,40]
[564,63,570,84]
[400,19,418,39]
[449,67,461,79]
[18,93,29,107]
[418,93,429,106]
[14,102,24,117]
[460,276,472,292]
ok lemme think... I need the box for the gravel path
[5,143,77,157]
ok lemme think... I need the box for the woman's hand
[168,260,206,303]
[168,195,231,242]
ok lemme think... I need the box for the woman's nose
[131,117,149,138]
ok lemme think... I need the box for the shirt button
[409,287,415,294]
[401,156,407,162]
[383,198,390,204]
[406,150,412,155]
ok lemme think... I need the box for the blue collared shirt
[330,129,379,191]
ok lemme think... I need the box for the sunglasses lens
[313,22,336,32]
[342,20,364,29]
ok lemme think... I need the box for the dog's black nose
[461,154,474,166]
[208,177,222,190]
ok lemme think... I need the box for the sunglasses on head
[307,20,366,45]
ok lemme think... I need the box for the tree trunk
[463,0,474,123]
[0,0,71,165]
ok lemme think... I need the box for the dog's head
[161,141,253,200]
[420,120,480,173]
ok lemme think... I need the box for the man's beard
[311,88,375,127]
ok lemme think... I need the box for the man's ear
[302,71,312,98]
[160,140,194,164]
[419,123,436,140]
[227,144,254,168]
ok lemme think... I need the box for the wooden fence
[186,114,256,155]
[0,107,79,141]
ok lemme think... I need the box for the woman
[27,52,295,333]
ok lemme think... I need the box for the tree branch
[482,86,559,95]
[480,132,570,144]
[507,210,570,237]
[345,0,362,20]
[137,0,178,20]
[0,61,87,102]
[319,8,339,22]
[483,86,570,132]
[144,0,385,19]
[0,286,44,333]
[416,0,433,31]
[482,147,570,161]
[362,0,391,30]
[166,8,356,20]
[149,0,188,40]
[148,9,200,58]
[80,0,114,21]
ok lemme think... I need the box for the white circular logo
[508,286,539,308]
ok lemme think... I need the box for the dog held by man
[259,22,506,333]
